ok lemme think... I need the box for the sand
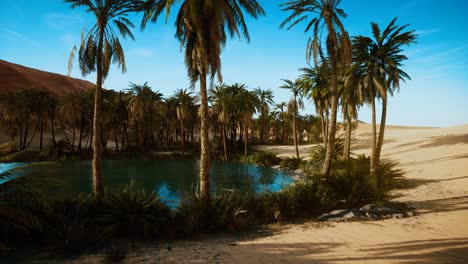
[46,123,468,263]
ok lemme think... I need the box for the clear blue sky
[1,0,467,127]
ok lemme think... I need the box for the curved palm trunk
[343,116,352,159]
[370,97,378,177]
[322,92,338,177]
[293,98,300,159]
[199,74,210,200]
[91,28,105,197]
[376,96,387,163]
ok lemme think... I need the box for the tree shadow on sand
[229,238,468,263]
[418,134,468,148]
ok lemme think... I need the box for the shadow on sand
[230,238,468,263]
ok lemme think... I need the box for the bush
[0,149,40,162]
[309,141,344,164]
[89,185,171,240]
[240,151,281,166]
[177,190,258,234]
[320,155,406,206]
[279,157,303,170]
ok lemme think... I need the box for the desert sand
[60,123,468,263]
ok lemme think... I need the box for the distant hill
[0,60,94,97]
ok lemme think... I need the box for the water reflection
[1,160,294,208]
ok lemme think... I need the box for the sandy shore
[45,123,468,263]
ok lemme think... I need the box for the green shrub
[309,141,344,164]
[279,157,303,170]
[177,190,258,234]
[36,140,71,161]
[240,151,281,166]
[89,185,171,240]
[0,149,40,162]
[321,155,406,206]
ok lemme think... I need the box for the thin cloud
[45,12,84,30]
[3,28,40,47]
[415,28,441,37]
[133,48,154,57]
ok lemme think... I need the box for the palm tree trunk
[115,131,119,152]
[343,116,352,159]
[375,96,387,165]
[50,112,56,145]
[244,124,249,156]
[222,124,228,161]
[39,118,44,150]
[78,116,84,152]
[181,119,185,155]
[72,125,76,152]
[91,28,105,197]
[322,92,338,177]
[320,111,326,144]
[370,97,378,177]
[293,98,300,159]
[199,73,210,201]
[22,122,29,150]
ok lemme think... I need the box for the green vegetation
[0,0,418,259]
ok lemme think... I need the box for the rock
[392,213,404,219]
[405,211,416,217]
[271,165,280,170]
[317,209,355,221]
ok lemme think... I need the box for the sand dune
[0,60,93,97]
[68,124,468,263]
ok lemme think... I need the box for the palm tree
[173,88,195,154]
[253,87,274,143]
[66,0,139,196]
[143,0,265,200]
[235,86,259,156]
[299,64,331,145]
[281,0,352,177]
[126,82,163,147]
[274,102,288,143]
[352,18,416,177]
[210,84,233,161]
[280,79,304,159]
[341,73,362,159]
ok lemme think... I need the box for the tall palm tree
[173,88,195,154]
[253,87,274,143]
[280,79,304,159]
[281,0,352,177]
[143,0,265,200]
[66,0,139,196]
[352,18,416,177]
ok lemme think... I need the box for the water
[0,160,294,208]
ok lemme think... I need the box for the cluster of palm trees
[282,0,417,180]
[7,0,414,200]
[0,82,322,156]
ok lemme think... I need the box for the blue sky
[1,0,467,127]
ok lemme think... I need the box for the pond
[0,160,295,208]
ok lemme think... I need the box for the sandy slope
[64,124,468,263]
